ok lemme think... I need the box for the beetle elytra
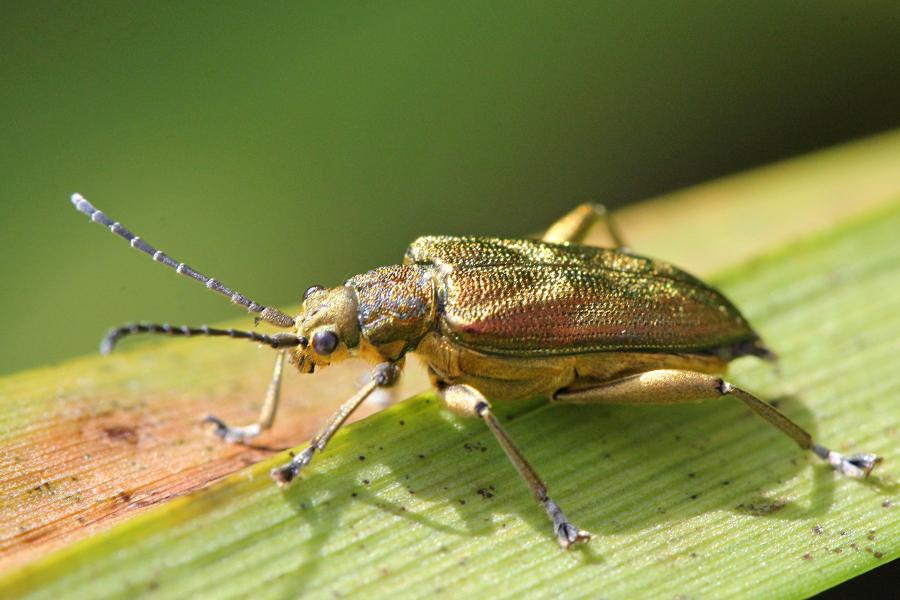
[71,194,881,549]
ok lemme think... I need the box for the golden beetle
[71,195,880,549]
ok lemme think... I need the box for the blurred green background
[2,2,899,375]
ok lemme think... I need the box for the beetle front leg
[543,202,629,250]
[204,350,286,443]
[270,361,401,486]
[439,382,590,549]
[555,370,882,478]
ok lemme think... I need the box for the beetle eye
[312,330,338,355]
[303,285,324,301]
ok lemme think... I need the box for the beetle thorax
[346,264,437,360]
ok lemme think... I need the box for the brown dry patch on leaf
[0,346,428,570]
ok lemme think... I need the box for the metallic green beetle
[71,195,881,549]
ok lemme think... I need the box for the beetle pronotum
[71,194,881,548]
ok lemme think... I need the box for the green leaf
[2,202,898,598]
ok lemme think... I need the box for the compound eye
[312,330,339,355]
[303,285,324,301]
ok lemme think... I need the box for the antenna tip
[70,192,84,205]
[99,330,118,355]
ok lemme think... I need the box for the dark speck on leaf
[358,455,366,461]
[399,420,405,426]
[813,525,823,535]
[802,553,812,560]
[418,454,426,459]
[736,499,785,516]
[688,472,695,478]
[690,494,699,500]
[103,425,138,444]
[362,479,370,485]
[874,551,883,559]
[351,492,357,498]
[459,499,466,505]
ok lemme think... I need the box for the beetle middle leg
[542,202,629,250]
[205,350,286,443]
[555,369,882,478]
[270,362,401,485]
[438,381,590,549]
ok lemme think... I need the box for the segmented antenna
[70,193,294,328]
[101,323,307,355]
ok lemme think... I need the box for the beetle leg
[270,362,401,486]
[439,382,590,549]
[204,350,285,443]
[555,369,882,478]
[543,202,629,250]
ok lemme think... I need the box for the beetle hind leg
[543,202,629,250]
[439,382,590,549]
[555,370,882,479]
[205,350,285,443]
[721,382,882,478]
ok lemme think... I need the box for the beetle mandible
[70,194,881,549]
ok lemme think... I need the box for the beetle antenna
[100,323,307,355]
[70,193,295,328]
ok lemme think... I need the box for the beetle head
[291,284,361,373]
